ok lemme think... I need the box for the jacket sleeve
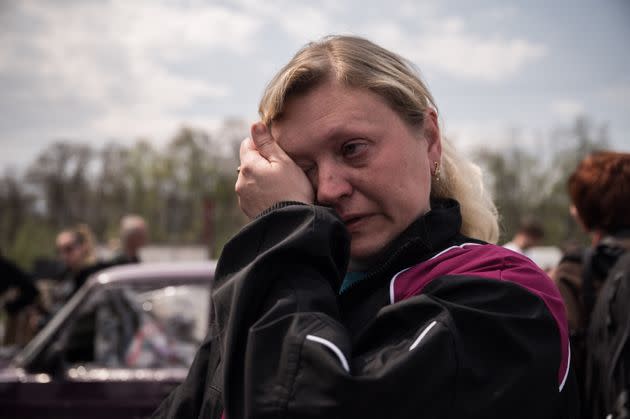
[213,204,576,418]
[151,330,224,419]
[211,204,452,418]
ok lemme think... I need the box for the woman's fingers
[235,122,314,219]
[250,122,288,163]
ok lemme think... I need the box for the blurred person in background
[110,214,148,265]
[43,215,147,321]
[0,250,40,346]
[551,151,630,418]
[154,35,577,419]
[503,216,545,256]
[49,224,97,314]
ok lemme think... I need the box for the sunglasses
[57,243,77,255]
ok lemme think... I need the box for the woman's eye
[341,141,366,158]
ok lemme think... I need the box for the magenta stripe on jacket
[389,243,570,387]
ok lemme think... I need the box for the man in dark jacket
[109,214,147,265]
[1,253,40,345]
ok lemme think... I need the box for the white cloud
[87,108,225,147]
[549,99,585,119]
[481,6,519,21]
[1,1,254,108]
[443,119,563,172]
[231,0,545,84]
[369,17,547,82]
[0,0,278,165]
[600,83,630,108]
[3,0,623,171]
[276,6,337,40]
[396,0,441,19]
[421,36,546,82]
[1,1,546,120]
[443,119,514,152]
[111,1,262,58]
[230,0,340,41]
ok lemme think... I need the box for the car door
[3,279,210,419]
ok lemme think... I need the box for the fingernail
[253,123,266,135]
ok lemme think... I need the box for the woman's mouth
[343,214,372,231]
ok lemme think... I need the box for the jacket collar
[341,198,468,295]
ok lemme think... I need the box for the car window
[63,282,209,370]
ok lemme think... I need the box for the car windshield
[15,281,210,371]
[91,283,210,369]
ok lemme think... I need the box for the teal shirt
[339,271,367,294]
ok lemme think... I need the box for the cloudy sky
[1,0,629,171]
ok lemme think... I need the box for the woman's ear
[424,108,442,162]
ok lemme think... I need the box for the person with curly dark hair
[551,151,630,418]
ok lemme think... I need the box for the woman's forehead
[273,82,390,126]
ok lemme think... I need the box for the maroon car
[0,261,215,419]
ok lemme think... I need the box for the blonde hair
[259,35,499,243]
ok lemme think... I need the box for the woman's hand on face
[236,122,314,219]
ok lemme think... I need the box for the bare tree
[475,116,609,246]
[26,142,94,229]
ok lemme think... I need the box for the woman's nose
[315,163,352,206]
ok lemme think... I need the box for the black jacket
[153,200,579,418]
[0,255,39,314]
